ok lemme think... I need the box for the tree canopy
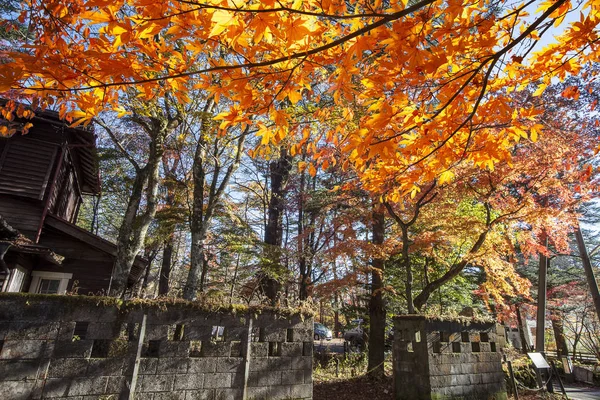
[0,0,599,198]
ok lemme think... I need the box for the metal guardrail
[545,350,599,363]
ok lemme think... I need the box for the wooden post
[128,314,147,400]
[574,224,600,323]
[551,360,569,399]
[536,244,548,353]
[242,317,253,400]
[506,357,519,400]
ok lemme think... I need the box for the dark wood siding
[0,138,57,199]
[0,196,43,240]
[50,157,81,223]
[38,229,114,295]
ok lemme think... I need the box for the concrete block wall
[0,294,313,400]
[393,316,507,400]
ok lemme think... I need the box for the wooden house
[0,106,145,295]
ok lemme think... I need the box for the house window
[2,266,27,293]
[28,271,72,295]
[37,279,61,294]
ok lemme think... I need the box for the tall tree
[183,99,250,300]
[97,96,183,297]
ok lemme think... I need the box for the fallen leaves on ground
[313,374,394,400]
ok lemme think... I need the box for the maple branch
[95,118,141,172]
[372,0,569,157]
[23,0,438,92]
[175,0,388,20]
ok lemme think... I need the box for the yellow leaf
[210,10,234,37]
[308,163,316,177]
[438,170,455,185]
[530,129,538,142]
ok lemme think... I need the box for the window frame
[28,271,72,295]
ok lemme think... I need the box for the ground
[313,374,394,400]
[312,371,599,400]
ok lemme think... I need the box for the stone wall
[393,315,507,400]
[0,293,313,400]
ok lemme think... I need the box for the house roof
[0,215,64,265]
[45,214,147,284]
[31,108,101,195]
[0,99,100,195]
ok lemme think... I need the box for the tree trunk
[260,148,292,305]
[536,235,548,353]
[400,225,414,314]
[158,238,173,296]
[516,304,529,353]
[413,228,489,310]
[551,313,569,358]
[184,103,247,300]
[110,122,166,297]
[199,253,209,292]
[368,205,385,377]
[574,224,600,323]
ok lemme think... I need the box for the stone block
[291,328,312,342]
[290,383,312,399]
[227,341,241,358]
[261,326,286,342]
[225,326,246,341]
[203,373,232,388]
[267,385,292,399]
[303,341,312,357]
[185,389,215,400]
[249,357,269,373]
[214,388,242,400]
[304,369,313,384]
[68,376,108,396]
[0,340,48,359]
[269,356,292,371]
[41,378,70,398]
[183,326,212,341]
[7,321,60,340]
[87,323,121,340]
[105,376,127,394]
[154,391,186,400]
[53,340,94,358]
[145,324,169,341]
[188,358,216,374]
[158,357,188,374]
[0,380,36,400]
[139,358,159,375]
[249,343,268,358]
[201,342,231,358]
[47,358,89,378]
[430,375,451,388]
[161,342,190,358]
[245,386,269,400]
[140,374,175,392]
[69,307,118,323]
[133,393,155,400]
[0,359,40,380]
[174,374,204,390]
[291,356,311,370]
[280,342,303,357]
[215,357,242,373]
[57,322,76,341]
[281,369,304,385]
[87,358,123,376]
[249,371,281,386]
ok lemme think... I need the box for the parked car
[314,322,333,341]
[343,318,365,350]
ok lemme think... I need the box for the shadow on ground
[313,374,394,400]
